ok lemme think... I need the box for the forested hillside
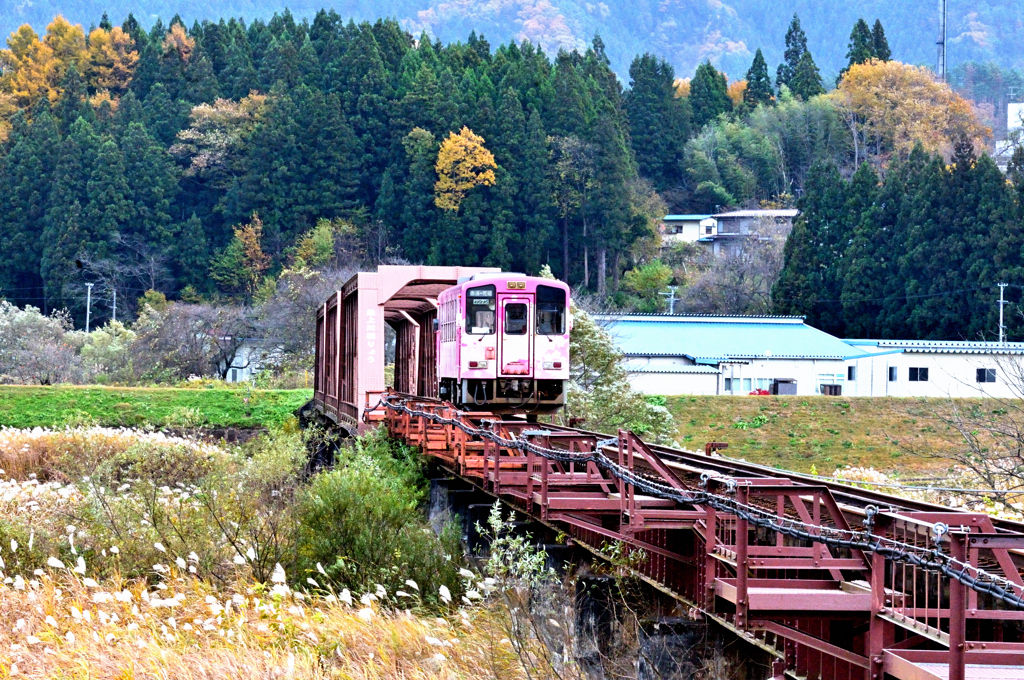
[3,1,1023,79]
[0,13,671,321]
[0,8,1014,342]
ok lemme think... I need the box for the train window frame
[504,303,528,335]
[465,285,496,335]
[439,298,453,342]
[536,284,566,335]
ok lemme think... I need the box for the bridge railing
[367,391,1024,680]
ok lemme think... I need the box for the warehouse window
[723,378,732,392]
[976,368,996,383]
[847,366,856,381]
[888,367,897,382]
[909,367,929,382]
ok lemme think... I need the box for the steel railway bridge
[311,266,1024,680]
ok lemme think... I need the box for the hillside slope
[5,1,1020,80]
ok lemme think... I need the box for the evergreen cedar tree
[872,20,891,62]
[625,53,691,191]
[773,141,1024,341]
[743,48,774,107]
[839,18,891,81]
[774,13,824,100]
[776,13,808,91]
[690,61,732,127]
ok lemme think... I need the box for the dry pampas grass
[0,569,526,679]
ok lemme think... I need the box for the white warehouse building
[843,339,1024,399]
[600,315,857,397]
[602,315,1024,399]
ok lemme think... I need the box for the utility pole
[999,283,1008,344]
[85,283,93,333]
[112,289,117,323]
[937,0,947,81]
[659,286,679,315]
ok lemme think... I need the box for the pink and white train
[435,272,570,414]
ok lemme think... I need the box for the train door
[498,294,533,376]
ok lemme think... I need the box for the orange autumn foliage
[87,26,138,95]
[830,59,990,164]
[727,79,747,107]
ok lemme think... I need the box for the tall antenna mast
[999,283,1008,344]
[937,0,947,81]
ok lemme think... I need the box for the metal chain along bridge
[364,391,1024,680]
[311,266,1024,680]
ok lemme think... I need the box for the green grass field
[0,385,312,429]
[664,395,974,475]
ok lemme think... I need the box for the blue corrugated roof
[846,338,1024,355]
[663,214,712,220]
[600,315,864,362]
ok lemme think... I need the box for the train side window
[536,285,566,335]
[466,285,496,334]
[505,303,528,334]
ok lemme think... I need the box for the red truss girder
[370,392,1024,680]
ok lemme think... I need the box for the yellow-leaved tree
[830,59,990,166]
[0,25,55,108]
[43,16,87,87]
[86,26,138,95]
[163,23,194,63]
[434,126,497,212]
[726,79,747,107]
[0,17,87,109]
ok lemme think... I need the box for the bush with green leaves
[565,304,675,442]
[293,427,463,604]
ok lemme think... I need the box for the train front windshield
[536,285,566,335]
[466,285,496,334]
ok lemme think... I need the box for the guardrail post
[705,505,717,611]
[492,423,502,497]
[617,430,626,531]
[736,484,749,631]
[948,532,967,680]
[540,436,549,521]
[622,432,630,532]
[526,441,536,512]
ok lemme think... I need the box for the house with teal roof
[598,314,865,396]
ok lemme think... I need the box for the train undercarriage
[439,377,565,415]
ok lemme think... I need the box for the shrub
[293,428,462,603]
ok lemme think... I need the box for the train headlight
[468,360,488,369]
[542,361,563,370]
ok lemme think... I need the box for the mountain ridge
[4,1,1021,81]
